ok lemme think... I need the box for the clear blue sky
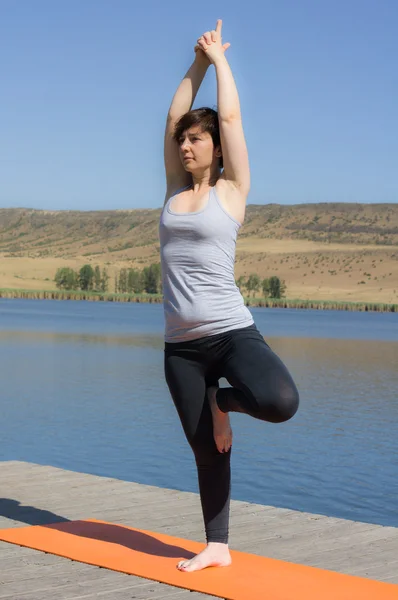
[1,0,397,210]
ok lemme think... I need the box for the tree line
[236,274,286,299]
[54,264,162,294]
[54,264,285,298]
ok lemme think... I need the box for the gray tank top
[159,185,254,342]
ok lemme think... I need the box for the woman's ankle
[207,541,229,548]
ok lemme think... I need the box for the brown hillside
[1,203,397,304]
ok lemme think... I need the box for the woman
[159,20,299,573]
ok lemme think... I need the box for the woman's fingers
[196,20,227,58]
[203,31,212,45]
[198,19,223,42]
[199,31,218,46]
[197,38,207,52]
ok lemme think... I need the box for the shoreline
[0,287,396,312]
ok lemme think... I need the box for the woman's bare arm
[164,52,209,196]
[197,21,250,195]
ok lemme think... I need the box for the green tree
[94,266,101,291]
[235,275,246,292]
[142,263,161,293]
[262,278,270,297]
[100,268,109,292]
[78,264,94,291]
[127,268,144,293]
[118,268,128,293]
[268,276,286,299]
[54,267,78,290]
[246,273,260,297]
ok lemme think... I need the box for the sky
[1,0,397,211]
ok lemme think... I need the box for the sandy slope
[1,236,397,303]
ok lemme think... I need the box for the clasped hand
[194,19,230,65]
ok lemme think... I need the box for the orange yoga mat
[0,519,397,600]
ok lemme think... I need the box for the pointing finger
[216,19,222,34]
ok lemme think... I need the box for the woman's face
[178,126,220,171]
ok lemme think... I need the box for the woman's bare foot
[207,386,233,453]
[177,542,232,572]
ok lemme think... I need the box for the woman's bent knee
[276,388,299,422]
[256,386,299,423]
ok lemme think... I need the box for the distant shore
[0,287,396,313]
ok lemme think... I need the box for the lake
[1,298,397,527]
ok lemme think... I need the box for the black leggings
[164,323,299,544]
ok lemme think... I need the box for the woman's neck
[191,171,220,191]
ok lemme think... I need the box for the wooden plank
[0,459,397,600]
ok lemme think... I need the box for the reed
[0,287,396,312]
[0,288,163,304]
[244,296,397,312]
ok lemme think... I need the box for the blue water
[1,298,397,527]
[2,297,397,340]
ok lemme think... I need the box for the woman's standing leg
[164,347,232,571]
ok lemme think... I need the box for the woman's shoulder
[163,180,192,206]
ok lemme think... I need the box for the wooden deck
[0,461,397,599]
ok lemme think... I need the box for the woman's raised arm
[164,51,209,196]
[197,20,250,196]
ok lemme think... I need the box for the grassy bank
[0,287,163,304]
[0,287,396,312]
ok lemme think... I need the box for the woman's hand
[194,44,210,67]
[197,20,230,65]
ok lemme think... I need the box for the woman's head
[173,107,223,172]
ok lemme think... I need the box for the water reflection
[0,330,164,349]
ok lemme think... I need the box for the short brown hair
[173,107,223,168]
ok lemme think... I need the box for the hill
[1,202,397,303]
